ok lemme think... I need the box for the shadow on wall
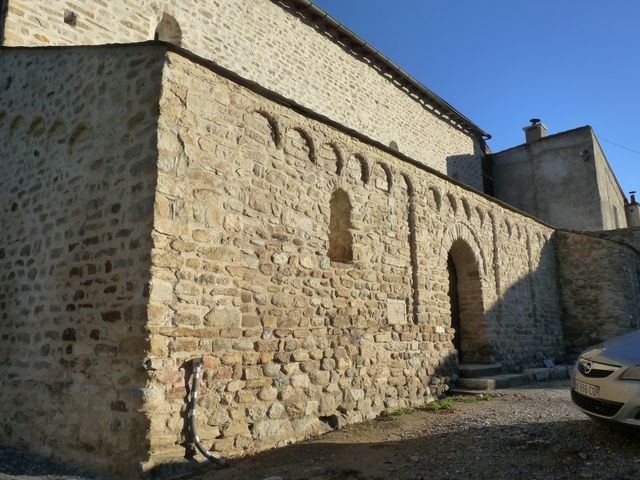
[445,154,477,183]
[445,138,488,192]
[556,230,640,357]
[0,0,7,46]
[442,233,564,370]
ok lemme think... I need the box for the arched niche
[328,189,354,264]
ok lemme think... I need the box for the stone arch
[380,163,393,192]
[504,219,513,238]
[328,189,354,263]
[67,123,89,153]
[323,142,344,176]
[475,206,485,227]
[253,110,281,148]
[46,120,65,148]
[8,114,23,139]
[345,154,369,184]
[445,193,458,215]
[428,186,441,211]
[27,116,45,136]
[445,238,494,364]
[371,161,392,193]
[284,127,315,163]
[355,154,370,183]
[439,223,488,277]
[242,110,280,150]
[401,173,414,196]
[154,13,182,46]
[461,197,472,220]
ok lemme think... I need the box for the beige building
[0,1,639,478]
[491,121,629,231]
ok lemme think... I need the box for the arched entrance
[446,239,492,363]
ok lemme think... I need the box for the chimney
[627,191,640,228]
[523,118,548,144]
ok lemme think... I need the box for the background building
[491,120,628,231]
[0,1,639,477]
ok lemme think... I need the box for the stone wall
[1,0,486,189]
[0,46,163,477]
[0,42,568,476]
[556,231,640,355]
[587,227,640,253]
[142,48,564,467]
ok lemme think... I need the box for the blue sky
[313,0,640,196]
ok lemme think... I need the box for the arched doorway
[446,239,492,363]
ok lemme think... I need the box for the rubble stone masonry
[556,231,640,354]
[0,46,164,477]
[0,4,638,478]
[143,49,565,468]
[2,0,485,189]
[0,43,569,477]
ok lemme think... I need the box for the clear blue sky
[313,0,640,196]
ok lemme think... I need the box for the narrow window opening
[328,190,353,263]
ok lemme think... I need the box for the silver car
[571,330,640,427]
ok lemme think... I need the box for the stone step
[523,365,572,381]
[458,363,503,378]
[453,365,572,392]
[457,373,529,391]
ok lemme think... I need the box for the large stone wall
[588,227,640,252]
[0,46,163,477]
[556,231,640,355]
[1,0,486,189]
[0,43,567,476]
[142,49,564,467]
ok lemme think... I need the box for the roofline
[2,42,553,228]
[491,124,628,204]
[273,0,491,140]
[490,125,593,156]
[590,128,628,203]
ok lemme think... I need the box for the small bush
[425,397,454,411]
[384,406,416,417]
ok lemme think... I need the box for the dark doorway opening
[447,254,462,356]
[446,239,492,364]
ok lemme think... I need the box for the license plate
[574,379,599,398]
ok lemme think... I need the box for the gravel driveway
[2,380,639,480]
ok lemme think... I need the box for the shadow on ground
[2,397,639,480]
[186,417,640,480]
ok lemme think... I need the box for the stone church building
[1,1,639,477]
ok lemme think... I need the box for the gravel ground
[2,380,639,480]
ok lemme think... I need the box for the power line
[599,137,640,157]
